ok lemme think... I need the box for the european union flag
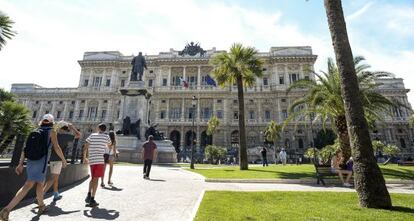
[206,75,217,87]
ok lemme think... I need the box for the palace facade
[11,45,414,159]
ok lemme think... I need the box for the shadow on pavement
[103,186,123,191]
[83,207,120,220]
[149,179,166,182]
[29,201,80,220]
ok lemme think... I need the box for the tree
[264,120,282,147]
[314,129,336,149]
[323,0,391,208]
[211,43,264,170]
[0,88,15,104]
[287,57,396,161]
[205,145,227,164]
[207,115,220,144]
[0,11,16,50]
[0,101,33,154]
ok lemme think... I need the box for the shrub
[205,145,227,164]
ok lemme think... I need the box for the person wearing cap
[83,123,112,207]
[43,121,80,201]
[0,114,68,220]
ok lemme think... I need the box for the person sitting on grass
[331,149,352,187]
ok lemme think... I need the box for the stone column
[223,99,228,124]
[165,99,169,120]
[285,65,289,85]
[258,99,262,122]
[83,100,88,121]
[51,101,57,117]
[180,126,185,150]
[105,99,113,122]
[38,101,45,121]
[181,98,185,121]
[168,67,172,86]
[299,64,305,80]
[183,66,186,82]
[74,100,81,121]
[277,97,281,123]
[63,101,69,120]
[197,98,201,121]
[97,99,103,121]
[197,66,201,88]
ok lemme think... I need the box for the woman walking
[0,114,67,220]
[101,131,117,187]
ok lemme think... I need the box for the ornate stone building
[11,45,414,160]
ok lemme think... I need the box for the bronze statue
[122,116,131,135]
[130,52,147,81]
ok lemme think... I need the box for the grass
[186,164,414,180]
[195,191,414,221]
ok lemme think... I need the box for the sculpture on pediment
[179,42,206,57]
[131,52,147,81]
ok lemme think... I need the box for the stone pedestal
[116,136,177,163]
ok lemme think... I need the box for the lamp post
[190,96,197,169]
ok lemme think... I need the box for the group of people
[0,114,152,220]
[260,147,288,166]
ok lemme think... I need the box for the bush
[205,145,227,164]
[304,139,339,165]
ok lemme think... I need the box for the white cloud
[346,1,374,21]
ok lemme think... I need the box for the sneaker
[0,208,10,221]
[108,181,113,186]
[37,205,49,215]
[85,195,91,203]
[53,194,63,201]
[87,199,99,207]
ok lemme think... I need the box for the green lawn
[187,164,414,180]
[195,191,414,221]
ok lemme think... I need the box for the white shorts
[49,161,63,175]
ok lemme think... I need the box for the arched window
[400,138,406,149]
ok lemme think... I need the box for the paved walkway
[8,165,414,221]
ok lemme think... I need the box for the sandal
[0,208,10,221]
[37,204,49,215]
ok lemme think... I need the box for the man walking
[260,146,268,167]
[83,123,111,207]
[43,121,80,201]
[142,135,157,179]
[279,148,287,165]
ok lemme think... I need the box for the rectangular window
[162,78,167,86]
[88,107,98,118]
[69,111,74,119]
[201,76,207,85]
[148,79,153,87]
[57,111,62,119]
[265,110,271,120]
[117,110,120,119]
[101,110,106,119]
[217,99,222,103]
[249,111,255,120]
[187,76,197,86]
[304,75,310,80]
[279,76,284,85]
[71,101,75,105]
[106,79,111,86]
[32,111,37,119]
[263,77,268,86]
[289,73,299,83]
[93,77,102,87]
[172,76,182,86]
[170,108,181,119]
[233,111,239,120]
[282,110,288,119]
[83,79,89,87]
[202,108,211,119]
[216,110,223,119]
[188,108,196,119]
[160,111,165,119]
[121,80,125,87]
[79,110,84,118]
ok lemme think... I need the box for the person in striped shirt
[83,123,112,207]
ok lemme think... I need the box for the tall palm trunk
[236,75,248,170]
[324,0,391,208]
[335,115,351,161]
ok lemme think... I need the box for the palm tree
[211,43,264,170]
[0,101,32,154]
[207,115,220,144]
[287,57,396,161]
[264,120,282,148]
[323,0,391,208]
[0,11,16,50]
[0,88,15,104]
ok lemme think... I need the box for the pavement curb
[205,178,414,185]
[190,190,205,221]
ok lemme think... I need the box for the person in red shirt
[142,135,157,179]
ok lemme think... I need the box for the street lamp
[190,96,197,169]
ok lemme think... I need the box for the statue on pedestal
[130,52,147,81]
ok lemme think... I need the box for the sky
[0,0,413,105]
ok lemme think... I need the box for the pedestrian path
[8,165,414,221]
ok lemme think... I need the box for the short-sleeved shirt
[143,141,157,160]
[49,133,75,161]
[86,133,111,165]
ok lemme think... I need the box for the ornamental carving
[179,42,206,57]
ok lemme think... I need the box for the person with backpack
[83,123,112,207]
[0,114,67,220]
[43,121,80,201]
